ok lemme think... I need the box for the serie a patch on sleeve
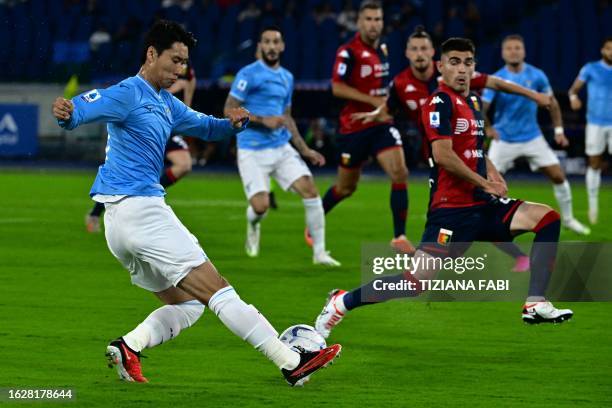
[81,89,101,103]
[429,111,440,128]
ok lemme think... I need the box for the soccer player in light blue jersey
[568,37,612,224]
[482,34,590,235]
[52,20,341,386]
[224,26,340,266]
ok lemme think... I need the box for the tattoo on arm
[285,107,308,153]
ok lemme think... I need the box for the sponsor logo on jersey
[430,96,444,105]
[404,84,416,92]
[81,89,101,103]
[455,118,469,133]
[437,228,453,245]
[429,112,440,128]
[470,96,480,111]
[360,64,373,78]
[463,149,484,159]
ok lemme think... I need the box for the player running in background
[315,38,573,339]
[322,1,415,254]
[353,26,553,272]
[224,26,340,266]
[568,36,612,225]
[84,62,196,233]
[54,20,341,386]
[483,34,590,235]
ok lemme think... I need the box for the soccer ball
[279,324,327,352]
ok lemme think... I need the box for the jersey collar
[256,59,282,73]
[136,74,162,97]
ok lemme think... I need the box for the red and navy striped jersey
[332,33,391,134]
[421,83,488,210]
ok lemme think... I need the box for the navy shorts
[418,197,524,258]
[336,124,403,168]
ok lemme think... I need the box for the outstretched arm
[485,75,551,108]
[174,95,249,141]
[54,84,134,130]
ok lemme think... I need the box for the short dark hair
[259,25,283,41]
[603,36,612,47]
[358,0,382,13]
[441,37,475,55]
[408,25,432,43]
[502,34,524,45]
[141,20,196,63]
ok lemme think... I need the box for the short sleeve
[577,64,591,83]
[421,92,454,141]
[284,72,294,109]
[481,87,496,104]
[536,70,553,95]
[229,68,251,102]
[332,47,354,83]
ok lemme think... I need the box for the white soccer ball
[279,324,327,352]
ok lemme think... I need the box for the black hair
[441,37,475,55]
[259,25,283,41]
[408,25,432,43]
[141,19,196,63]
[358,0,382,13]
[502,34,524,45]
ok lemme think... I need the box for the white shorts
[237,144,312,199]
[104,196,208,292]
[585,123,612,156]
[488,135,560,173]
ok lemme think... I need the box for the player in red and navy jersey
[317,1,414,254]
[352,26,553,272]
[315,38,573,336]
[85,61,196,233]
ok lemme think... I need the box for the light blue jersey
[578,60,612,126]
[482,63,552,143]
[59,75,243,197]
[229,60,293,150]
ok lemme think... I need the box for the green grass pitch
[0,170,610,407]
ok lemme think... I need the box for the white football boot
[245,221,260,257]
[521,301,573,324]
[562,218,591,235]
[313,251,341,267]
[315,289,347,338]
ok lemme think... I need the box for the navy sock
[160,168,177,188]
[322,185,347,214]
[528,211,561,298]
[390,183,408,237]
[493,242,526,259]
[342,271,422,310]
[90,202,105,217]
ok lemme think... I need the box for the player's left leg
[375,144,415,254]
[539,164,590,235]
[107,287,205,383]
[508,201,573,323]
[291,175,340,266]
[161,143,192,188]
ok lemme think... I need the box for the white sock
[553,180,573,222]
[123,300,205,352]
[208,286,299,370]
[303,197,326,256]
[247,205,266,225]
[586,167,601,211]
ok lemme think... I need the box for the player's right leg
[237,148,272,257]
[584,123,608,224]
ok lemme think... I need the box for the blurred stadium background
[0,0,610,172]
